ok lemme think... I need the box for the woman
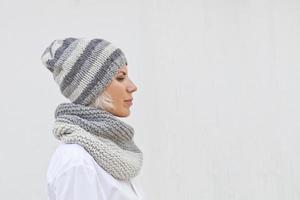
[41,37,144,200]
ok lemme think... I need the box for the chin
[114,109,130,118]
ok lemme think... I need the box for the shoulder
[47,143,97,182]
[52,143,94,165]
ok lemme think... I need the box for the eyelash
[116,77,125,81]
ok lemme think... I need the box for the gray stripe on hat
[67,43,118,101]
[74,49,126,105]
[81,50,127,105]
[54,40,90,85]
[46,38,76,69]
[60,39,103,92]
[53,39,81,77]
[62,40,111,97]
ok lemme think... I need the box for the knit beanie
[41,37,128,106]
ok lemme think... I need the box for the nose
[127,78,138,93]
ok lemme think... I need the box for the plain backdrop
[0,0,299,199]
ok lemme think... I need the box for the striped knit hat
[41,37,128,106]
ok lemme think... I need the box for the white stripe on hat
[54,40,90,85]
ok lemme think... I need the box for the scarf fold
[52,102,143,181]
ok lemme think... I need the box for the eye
[116,77,125,81]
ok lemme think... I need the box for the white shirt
[47,143,143,200]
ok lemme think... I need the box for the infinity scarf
[52,102,143,181]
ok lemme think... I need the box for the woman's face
[103,65,137,117]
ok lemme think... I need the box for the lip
[124,98,133,106]
[124,100,133,106]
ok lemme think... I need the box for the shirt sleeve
[54,164,105,200]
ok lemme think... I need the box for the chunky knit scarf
[52,102,143,181]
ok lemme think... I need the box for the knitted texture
[53,102,143,181]
[41,37,128,106]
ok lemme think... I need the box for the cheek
[109,83,125,103]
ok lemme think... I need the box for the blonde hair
[89,91,114,111]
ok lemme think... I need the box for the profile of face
[89,65,138,117]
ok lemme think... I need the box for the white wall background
[0,0,299,199]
